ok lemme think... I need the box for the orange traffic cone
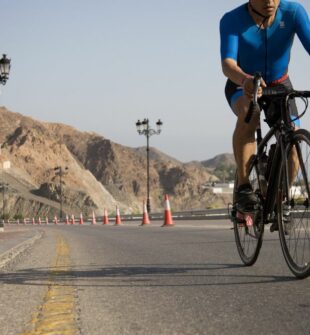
[54,216,58,225]
[23,218,27,225]
[103,209,109,225]
[65,215,69,225]
[162,194,174,227]
[79,213,84,225]
[141,201,150,226]
[91,211,96,225]
[115,206,122,225]
[71,214,75,225]
[38,217,42,225]
[46,217,49,225]
[32,218,35,225]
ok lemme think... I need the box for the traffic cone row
[162,194,174,227]
[13,195,174,227]
[79,213,84,225]
[115,206,121,225]
[91,211,96,225]
[141,201,150,226]
[103,209,109,225]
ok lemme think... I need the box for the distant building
[202,182,234,194]
[3,161,11,170]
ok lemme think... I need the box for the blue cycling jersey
[220,0,310,83]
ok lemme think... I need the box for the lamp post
[0,54,11,85]
[0,55,11,220]
[54,166,68,219]
[135,118,163,213]
[0,182,9,220]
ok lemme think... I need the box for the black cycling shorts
[224,76,299,127]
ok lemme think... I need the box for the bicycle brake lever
[244,72,262,123]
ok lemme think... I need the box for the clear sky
[1,0,310,162]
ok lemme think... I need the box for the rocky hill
[201,153,235,170]
[0,107,232,218]
[201,153,236,182]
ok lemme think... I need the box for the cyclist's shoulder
[279,0,305,15]
[220,3,248,25]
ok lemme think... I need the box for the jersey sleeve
[220,14,239,61]
[295,4,310,55]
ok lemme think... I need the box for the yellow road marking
[23,235,79,335]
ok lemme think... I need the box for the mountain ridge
[0,106,233,217]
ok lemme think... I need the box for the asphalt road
[0,220,309,335]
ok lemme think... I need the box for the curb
[0,229,43,269]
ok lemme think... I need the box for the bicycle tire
[233,166,264,266]
[277,128,310,278]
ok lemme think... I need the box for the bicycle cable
[286,92,309,123]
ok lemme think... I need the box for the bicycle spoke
[278,129,310,278]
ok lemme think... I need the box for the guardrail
[121,208,230,221]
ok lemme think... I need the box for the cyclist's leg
[232,95,260,187]
[273,77,300,187]
[288,145,299,186]
[288,98,300,187]
[225,79,260,210]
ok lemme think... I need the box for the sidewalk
[0,225,43,268]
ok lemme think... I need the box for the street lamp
[0,54,11,85]
[135,118,163,213]
[0,182,9,220]
[0,55,11,221]
[54,166,68,219]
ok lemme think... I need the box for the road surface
[0,220,309,335]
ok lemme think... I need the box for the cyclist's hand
[243,77,267,100]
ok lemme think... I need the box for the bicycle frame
[252,107,297,224]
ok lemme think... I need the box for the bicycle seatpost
[244,72,262,123]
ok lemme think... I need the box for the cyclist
[220,0,310,212]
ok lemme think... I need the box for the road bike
[230,73,310,279]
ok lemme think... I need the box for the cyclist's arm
[220,15,255,88]
[222,58,266,99]
[295,4,310,54]
[221,58,251,87]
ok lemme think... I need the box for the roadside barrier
[5,207,231,227]
[162,195,174,227]
[141,201,150,226]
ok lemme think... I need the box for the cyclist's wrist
[241,75,253,87]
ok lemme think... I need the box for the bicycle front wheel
[278,129,310,278]
[233,166,264,266]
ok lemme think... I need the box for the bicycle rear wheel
[233,165,264,266]
[278,129,310,278]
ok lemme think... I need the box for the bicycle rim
[278,129,310,278]
[233,167,264,266]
